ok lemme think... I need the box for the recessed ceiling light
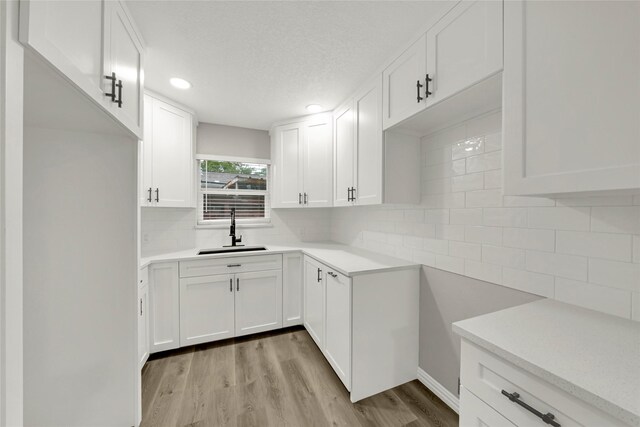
[170,77,192,89]
[306,104,323,113]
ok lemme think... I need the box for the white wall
[331,110,640,321]
[197,122,270,159]
[24,126,137,426]
[141,207,332,256]
[0,1,23,424]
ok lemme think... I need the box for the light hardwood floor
[141,327,459,427]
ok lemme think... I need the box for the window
[198,158,270,225]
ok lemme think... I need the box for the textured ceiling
[126,1,449,130]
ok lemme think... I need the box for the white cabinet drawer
[179,254,282,278]
[460,387,515,427]
[461,340,626,427]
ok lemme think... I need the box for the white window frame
[196,155,272,228]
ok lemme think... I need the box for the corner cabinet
[141,92,196,208]
[271,114,333,208]
[503,0,640,195]
[19,0,145,138]
[334,75,384,207]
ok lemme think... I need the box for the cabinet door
[325,270,351,390]
[19,0,107,109]
[235,270,283,337]
[460,388,516,427]
[273,123,304,208]
[503,0,640,195]
[137,282,149,370]
[149,95,194,207]
[180,274,235,346]
[140,95,154,206]
[303,256,325,349]
[354,76,383,206]
[382,34,427,130]
[283,252,303,327]
[303,118,333,207]
[149,262,180,353]
[425,0,503,107]
[103,0,144,137]
[334,101,355,207]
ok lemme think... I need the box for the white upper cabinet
[303,118,333,207]
[334,76,383,206]
[19,0,144,138]
[333,101,356,207]
[354,77,383,205]
[272,123,304,208]
[103,0,144,137]
[382,34,427,130]
[141,93,196,208]
[425,0,503,107]
[19,0,106,105]
[271,114,333,208]
[503,0,640,195]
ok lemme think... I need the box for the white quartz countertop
[140,242,419,277]
[453,299,640,426]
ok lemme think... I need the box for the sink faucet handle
[237,234,242,243]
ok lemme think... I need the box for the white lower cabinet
[303,256,325,348]
[137,269,149,370]
[149,254,288,353]
[460,339,628,427]
[324,270,351,390]
[179,274,235,347]
[460,387,515,427]
[303,255,418,401]
[282,252,303,327]
[234,270,282,337]
[149,262,180,353]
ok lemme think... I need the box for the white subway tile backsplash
[633,293,640,321]
[435,254,465,275]
[450,208,483,225]
[483,132,502,153]
[528,207,590,231]
[466,150,501,173]
[452,137,484,160]
[555,278,631,318]
[423,237,450,255]
[424,209,450,224]
[412,249,436,267]
[588,259,640,292]
[449,241,482,260]
[435,224,465,241]
[483,208,527,228]
[556,231,632,262]
[482,245,526,269]
[503,196,555,207]
[502,268,554,297]
[466,189,503,207]
[591,206,640,235]
[634,236,640,263]
[525,250,588,281]
[422,192,466,209]
[452,172,484,192]
[465,260,502,284]
[484,169,502,189]
[556,195,634,207]
[502,228,555,252]
[465,226,503,245]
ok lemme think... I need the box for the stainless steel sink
[197,246,267,255]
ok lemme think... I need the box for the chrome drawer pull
[227,264,241,267]
[501,390,560,427]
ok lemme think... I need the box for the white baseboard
[417,367,460,414]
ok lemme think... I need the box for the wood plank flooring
[141,327,459,427]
